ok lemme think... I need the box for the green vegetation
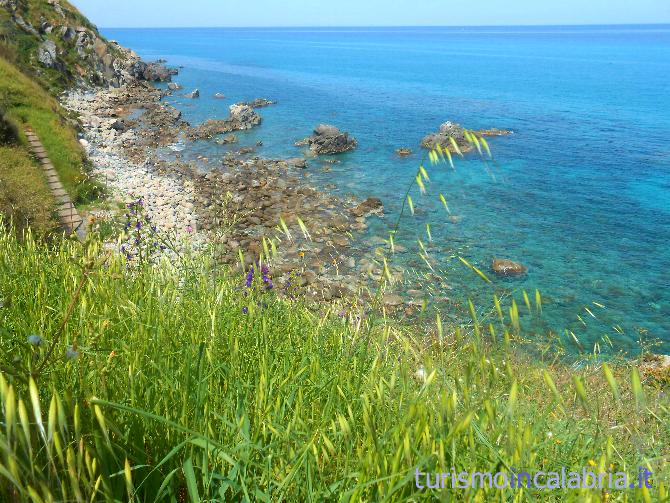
[0,56,88,195]
[0,0,102,93]
[0,54,101,236]
[0,228,668,501]
[0,146,56,237]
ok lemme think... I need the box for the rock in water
[421,121,513,152]
[228,104,261,130]
[167,82,183,91]
[214,92,226,99]
[297,124,357,155]
[244,98,275,108]
[396,148,412,157]
[189,103,261,139]
[184,89,200,99]
[492,259,527,277]
[421,121,469,151]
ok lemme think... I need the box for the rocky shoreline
[63,81,404,306]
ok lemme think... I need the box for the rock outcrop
[421,121,512,153]
[1,0,177,90]
[189,103,262,139]
[296,124,357,155]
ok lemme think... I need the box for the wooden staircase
[24,128,86,240]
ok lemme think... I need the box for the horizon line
[97,22,670,30]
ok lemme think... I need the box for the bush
[0,111,18,145]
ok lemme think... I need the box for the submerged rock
[351,197,383,217]
[297,124,357,155]
[184,89,200,99]
[492,259,527,277]
[167,82,183,91]
[214,92,226,99]
[396,148,412,157]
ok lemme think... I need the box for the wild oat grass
[0,228,668,501]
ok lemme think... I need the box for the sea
[102,25,670,354]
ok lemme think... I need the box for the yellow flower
[298,251,305,258]
[588,459,596,467]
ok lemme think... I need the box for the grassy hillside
[1,0,124,92]
[0,229,668,501]
[0,53,101,236]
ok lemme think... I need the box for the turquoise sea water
[104,26,670,353]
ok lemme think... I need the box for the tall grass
[0,228,668,501]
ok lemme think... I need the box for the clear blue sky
[71,0,670,28]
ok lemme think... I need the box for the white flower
[414,367,427,382]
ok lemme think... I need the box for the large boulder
[297,124,357,155]
[492,259,527,277]
[228,103,261,129]
[184,89,200,99]
[37,40,58,68]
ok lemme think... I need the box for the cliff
[0,0,174,92]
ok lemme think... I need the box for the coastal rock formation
[1,0,178,89]
[296,124,357,155]
[421,121,512,153]
[492,258,527,277]
[189,103,261,139]
[229,103,261,129]
[184,89,200,99]
[421,121,469,151]
[167,82,183,91]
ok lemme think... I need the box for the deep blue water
[103,26,670,353]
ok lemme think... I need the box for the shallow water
[104,25,670,353]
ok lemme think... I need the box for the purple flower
[186,225,193,233]
[136,221,142,230]
[65,346,79,360]
[245,267,254,288]
[242,306,249,314]
[28,334,44,346]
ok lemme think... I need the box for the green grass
[0,55,89,195]
[0,146,57,237]
[0,228,668,501]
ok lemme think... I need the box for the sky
[71,0,670,28]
